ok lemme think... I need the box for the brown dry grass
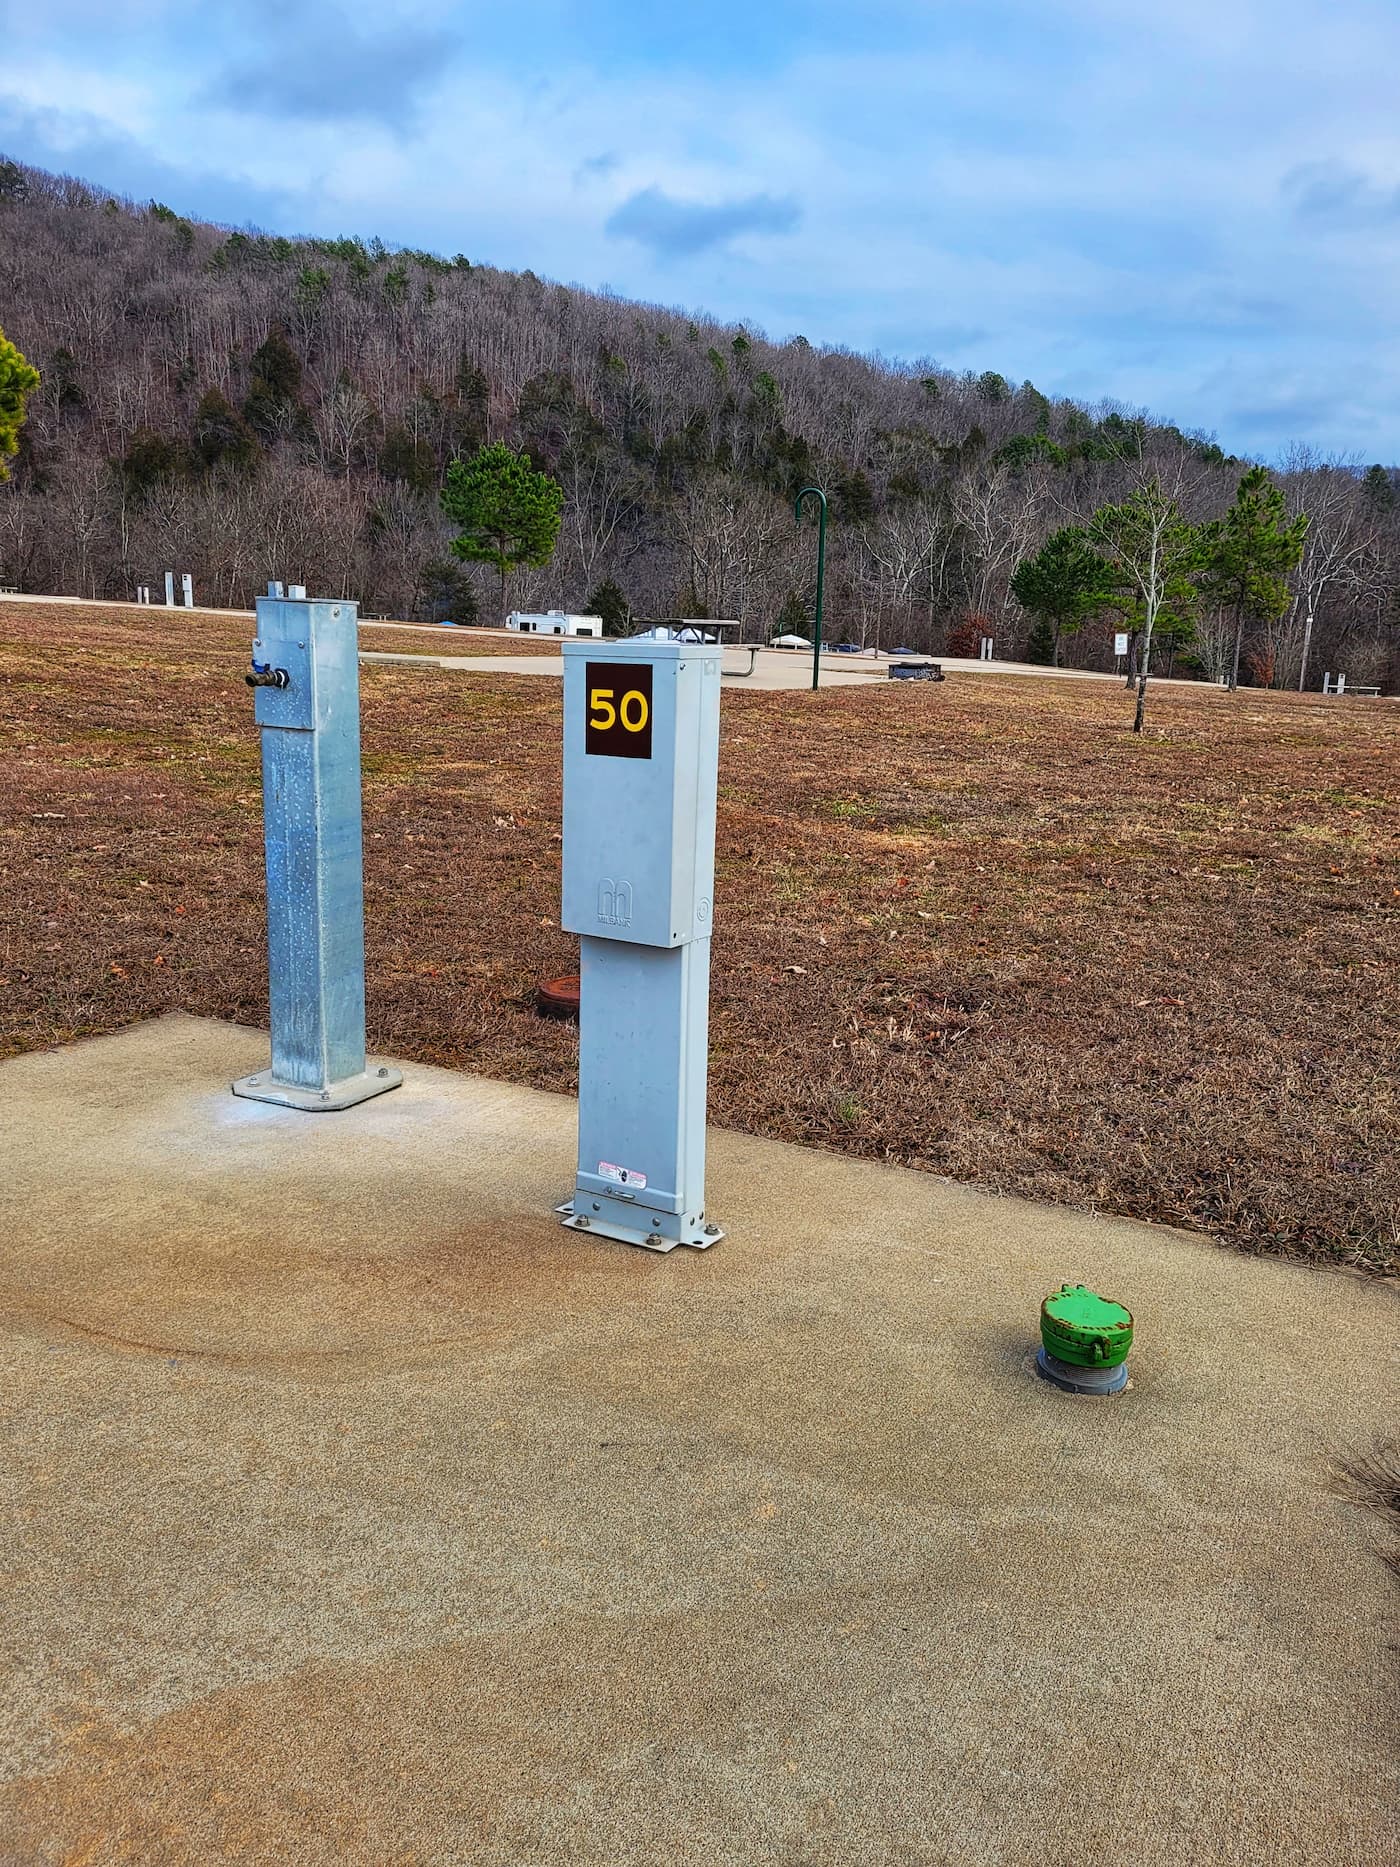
[1334,1442,1400,1576]
[2,599,1396,1273]
[0,593,562,655]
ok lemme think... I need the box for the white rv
[506,610,603,637]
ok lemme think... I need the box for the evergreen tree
[441,442,562,620]
[452,353,489,452]
[996,432,1067,473]
[586,577,631,635]
[0,327,40,481]
[1199,466,1308,691]
[1024,615,1055,664]
[294,266,331,312]
[49,347,83,411]
[1019,382,1053,431]
[775,589,809,635]
[379,423,437,491]
[1362,464,1395,512]
[121,427,190,499]
[418,558,479,625]
[193,388,259,473]
[833,468,874,523]
[243,329,305,440]
[1010,525,1114,666]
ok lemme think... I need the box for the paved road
[2,1015,1392,1865]
[360,643,1169,690]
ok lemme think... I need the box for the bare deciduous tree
[0,155,1394,674]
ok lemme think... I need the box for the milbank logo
[597,878,633,926]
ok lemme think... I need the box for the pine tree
[193,389,260,473]
[1010,526,1114,667]
[834,468,874,523]
[121,427,190,499]
[1200,467,1308,691]
[452,353,489,453]
[775,590,809,636]
[1362,464,1395,513]
[243,329,306,440]
[0,327,40,481]
[379,423,437,492]
[441,442,562,620]
[418,558,479,626]
[586,577,631,635]
[1024,615,1055,664]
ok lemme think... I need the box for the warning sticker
[598,1160,647,1190]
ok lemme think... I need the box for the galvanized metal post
[557,638,723,1250]
[232,588,401,1112]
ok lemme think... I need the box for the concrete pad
[1,1015,1394,1866]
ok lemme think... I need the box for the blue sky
[4,0,1399,461]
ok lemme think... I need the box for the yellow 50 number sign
[584,661,653,759]
[589,686,649,733]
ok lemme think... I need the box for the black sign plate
[584,661,653,759]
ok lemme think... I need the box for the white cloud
[4,0,1399,456]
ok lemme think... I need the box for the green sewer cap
[1040,1283,1133,1368]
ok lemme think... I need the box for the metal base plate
[231,1065,403,1112]
[555,1200,723,1253]
[1035,1346,1130,1396]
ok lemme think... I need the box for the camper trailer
[506,610,603,638]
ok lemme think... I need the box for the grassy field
[0,595,564,654]
[2,598,1396,1273]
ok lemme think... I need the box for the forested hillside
[2,156,1397,683]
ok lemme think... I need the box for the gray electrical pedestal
[557,639,723,1251]
[232,588,401,1112]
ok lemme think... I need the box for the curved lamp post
[794,485,828,692]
